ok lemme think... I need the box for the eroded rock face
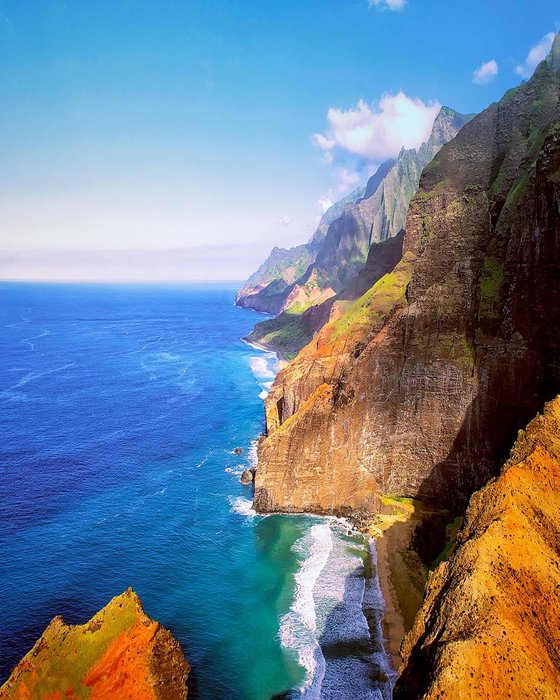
[254,35,560,514]
[246,230,406,360]
[0,589,190,700]
[394,395,560,700]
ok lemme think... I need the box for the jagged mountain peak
[547,30,560,72]
[429,106,475,149]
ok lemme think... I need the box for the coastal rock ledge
[394,395,560,700]
[0,588,190,700]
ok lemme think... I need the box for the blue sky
[0,0,558,279]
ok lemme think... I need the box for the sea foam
[279,522,332,698]
[281,521,393,700]
[313,525,393,699]
[229,496,256,517]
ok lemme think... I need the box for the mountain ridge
[253,34,560,515]
[241,106,473,359]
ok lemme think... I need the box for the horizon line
[0,278,245,284]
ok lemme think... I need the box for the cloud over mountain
[516,31,555,77]
[312,92,440,166]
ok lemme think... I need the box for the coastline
[241,320,401,693]
[241,335,288,369]
[370,519,427,674]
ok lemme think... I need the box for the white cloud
[338,168,361,193]
[277,216,291,227]
[368,0,406,10]
[472,59,498,84]
[516,32,555,78]
[312,92,441,164]
[317,196,334,214]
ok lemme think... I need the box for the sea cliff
[0,589,190,700]
[394,395,560,699]
[253,33,560,516]
[239,108,472,360]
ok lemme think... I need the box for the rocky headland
[252,33,560,516]
[0,589,190,700]
[238,107,473,360]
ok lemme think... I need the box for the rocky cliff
[254,33,560,515]
[394,395,560,699]
[0,589,190,700]
[238,108,472,351]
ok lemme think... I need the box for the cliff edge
[0,589,190,700]
[395,395,560,699]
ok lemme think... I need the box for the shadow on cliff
[388,380,560,699]
[413,372,560,517]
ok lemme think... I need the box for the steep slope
[235,187,365,315]
[246,107,473,357]
[234,241,320,315]
[254,34,560,515]
[0,589,190,700]
[394,395,560,700]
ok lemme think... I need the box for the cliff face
[0,589,189,700]
[254,34,560,514]
[235,242,320,315]
[245,108,472,358]
[394,395,560,700]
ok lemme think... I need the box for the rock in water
[233,447,243,454]
[394,395,560,699]
[0,588,190,699]
[240,466,256,484]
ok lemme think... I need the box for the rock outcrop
[394,395,560,699]
[240,466,256,484]
[0,589,190,700]
[239,108,473,355]
[254,33,560,514]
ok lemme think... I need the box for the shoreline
[241,335,288,368]
[375,531,407,672]
[369,516,427,675]
[241,320,409,689]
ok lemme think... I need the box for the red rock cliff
[394,395,560,699]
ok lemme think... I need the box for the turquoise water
[0,282,391,699]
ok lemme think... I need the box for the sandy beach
[368,501,428,672]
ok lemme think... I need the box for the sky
[0,0,558,281]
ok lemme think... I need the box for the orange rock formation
[394,395,560,699]
[0,589,189,700]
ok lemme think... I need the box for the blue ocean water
[0,282,392,699]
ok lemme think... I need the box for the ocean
[0,282,392,699]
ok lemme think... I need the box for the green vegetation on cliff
[330,253,415,343]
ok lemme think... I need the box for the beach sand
[367,499,428,672]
